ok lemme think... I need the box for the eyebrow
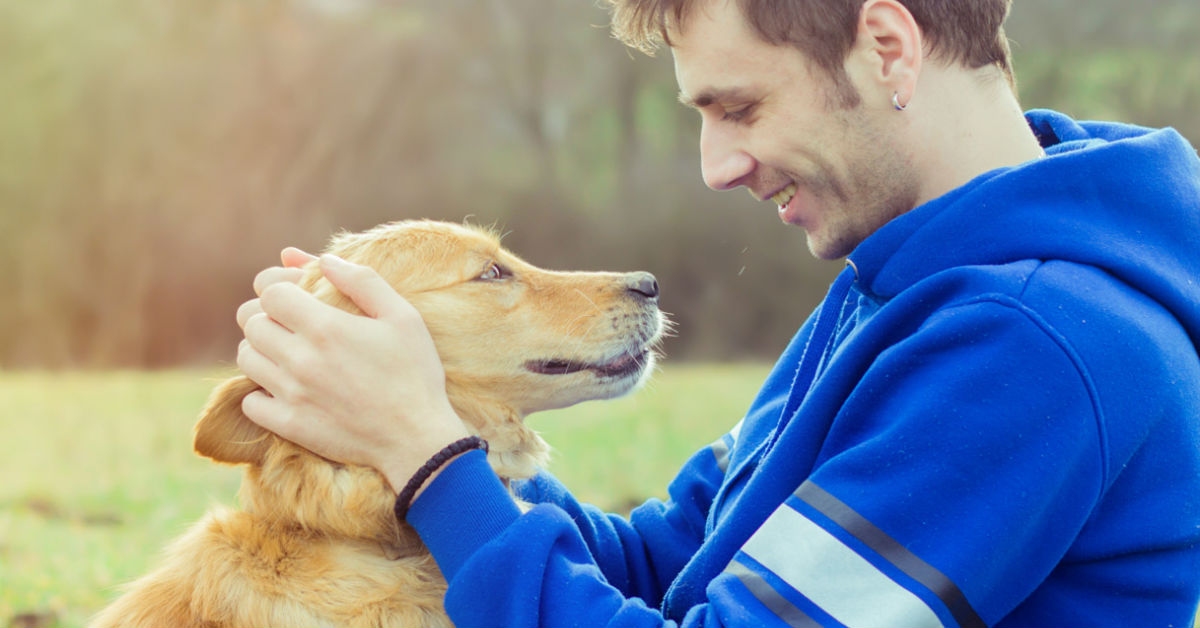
[677,87,756,110]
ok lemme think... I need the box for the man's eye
[722,105,753,123]
[478,262,509,281]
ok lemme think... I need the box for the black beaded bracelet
[393,436,488,522]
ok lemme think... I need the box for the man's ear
[855,0,922,105]
[193,375,273,465]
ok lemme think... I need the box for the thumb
[319,254,407,320]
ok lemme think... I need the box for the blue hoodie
[408,110,1200,627]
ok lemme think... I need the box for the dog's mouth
[525,348,651,379]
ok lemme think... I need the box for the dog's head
[193,220,664,537]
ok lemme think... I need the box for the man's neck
[909,65,1045,207]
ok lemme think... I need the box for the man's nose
[700,122,755,191]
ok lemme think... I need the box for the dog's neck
[447,390,550,481]
[237,395,548,556]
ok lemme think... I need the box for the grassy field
[0,363,770,627]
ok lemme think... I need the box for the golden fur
[91,220,665,627]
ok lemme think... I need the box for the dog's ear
[193,375,273,465]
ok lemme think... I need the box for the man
[236,0,1200,625]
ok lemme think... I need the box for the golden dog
[91,220,665,627]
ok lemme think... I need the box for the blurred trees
[1006,0,1200,133]
[1,0,1197,368]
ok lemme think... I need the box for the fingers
[237,248,322,412]
[236,337,287,398]
[319,254,410,321]
[241,389,294,437]
[281,247,317,269]
[258,281,335,337]
[238,277,312,333]
[240,251,310,330]
[236,298,263,331]
[254,266,306,297]
[242,311,298,361]
[239,309,303,398]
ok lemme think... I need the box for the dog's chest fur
[92,506,453,628]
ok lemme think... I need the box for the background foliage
[2,0,1198,368]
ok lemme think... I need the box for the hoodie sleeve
[506,439,726,605]
[407,426,737,628]
[410,446,823,628]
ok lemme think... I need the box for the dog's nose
[625,272,659,300]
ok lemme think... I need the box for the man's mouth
[769,183,797,211]
[525,348,651,379]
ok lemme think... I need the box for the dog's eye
[478,262,509,281]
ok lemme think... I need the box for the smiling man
[235,1,1200,626]
[666,0,1039,261]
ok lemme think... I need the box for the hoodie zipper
[706,262,859,525]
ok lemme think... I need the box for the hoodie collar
[849,109,1195,306]
[844,109,1200,349]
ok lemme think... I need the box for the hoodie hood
[848,109,1200,353]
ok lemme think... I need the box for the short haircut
[605,0,1014,105]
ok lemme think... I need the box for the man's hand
[235,248,470,493]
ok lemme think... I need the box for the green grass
[0,364,769,627]
[526,362,770,510]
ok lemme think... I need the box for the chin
[805,233,855,261]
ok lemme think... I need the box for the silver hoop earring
[892,92,907,111]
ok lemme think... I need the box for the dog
[90,219,665,627]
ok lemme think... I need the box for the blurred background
[3,0,1198,370]
[3,2,1200,626]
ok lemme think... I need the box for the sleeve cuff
[406,448,522,579]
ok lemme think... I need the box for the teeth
[770,183,797,208]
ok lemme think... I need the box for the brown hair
[606,0,1013,100]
